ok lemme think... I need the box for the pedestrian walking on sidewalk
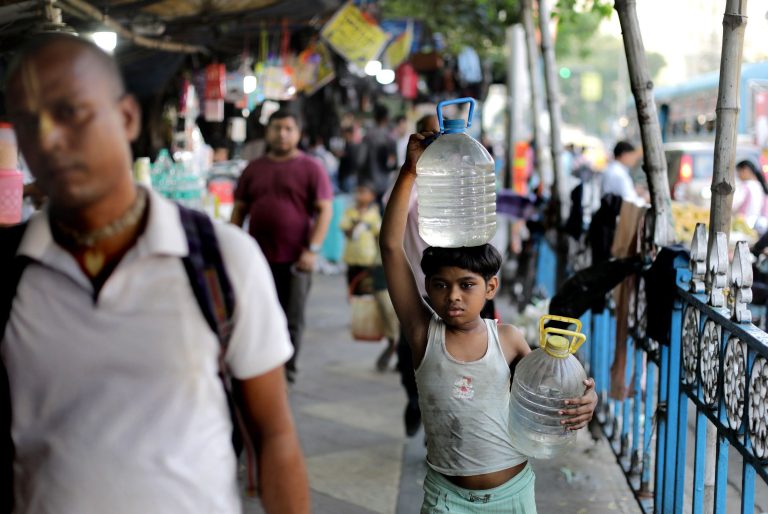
[361,104,398,204]
[340,181,398,370]
[380,131,598,513]
[1,33,308,514]
[601,141,643,205]
[384,114,436,437]
[231,110,333,384]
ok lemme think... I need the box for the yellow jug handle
[541,327,588,354]
[538,315,582,347]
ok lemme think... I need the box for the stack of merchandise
[671,201,756,245]
[149,149,207,211]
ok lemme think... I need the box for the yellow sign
[580,72,603,102]
[295,42,336,96]
[384,21,413,69]
[321,2,390,66]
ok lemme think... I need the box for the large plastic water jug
[509,315,588,459]
[416,98,496,247]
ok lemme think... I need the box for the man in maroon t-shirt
[231,110,333,383]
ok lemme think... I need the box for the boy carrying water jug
[380,131,598,513]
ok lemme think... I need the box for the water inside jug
[509,315,588,459]
[416,98,496,248]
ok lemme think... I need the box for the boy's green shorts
[421,463,537,514]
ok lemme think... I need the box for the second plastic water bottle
[509,315,588,459]
[416,98,496,248]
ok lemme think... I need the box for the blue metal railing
[574,224,768,513]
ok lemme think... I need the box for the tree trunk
[521,0,546,192]
[707,0,748,243]
[614,0,674,247]
[537,0,568,223]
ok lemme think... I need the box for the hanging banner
[262,65,295,101]
[380,20,422,54]
[294,42,336,96]
[396,62,418,100]
[308,42,336,96]
[204,63,226,122]
[321,2,389,66]
[384,20,413,69]
[204,63,226,100]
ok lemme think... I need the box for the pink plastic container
[0,169,24,225]
[0,122,17,170]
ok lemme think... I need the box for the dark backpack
[0,205,254,512]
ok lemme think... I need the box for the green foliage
[380,0,522,57]
[554,0,614,59]
[380,0,614,67]
[557,34,667,136]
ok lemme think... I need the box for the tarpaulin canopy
[0,0,344,56]
[0,0,344,96]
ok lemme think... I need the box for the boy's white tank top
[415,314,528,476]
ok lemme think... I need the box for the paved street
[245,272,641,514]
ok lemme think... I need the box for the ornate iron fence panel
[581,222,768,513]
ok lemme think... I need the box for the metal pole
[505,25,518,190]
[521,0,546,191]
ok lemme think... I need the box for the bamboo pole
[614,0,674,246]
[521,0,547,193]
[703,2,748,511]
[707,0,748,243]
[537,0,568,223]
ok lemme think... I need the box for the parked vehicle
[664,141,765,207]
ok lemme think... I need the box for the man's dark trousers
[269,263,312,378]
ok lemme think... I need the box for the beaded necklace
[52,188,148,276]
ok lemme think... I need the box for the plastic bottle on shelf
[134,157,152,188]
[152,149,174,198]
[415,97,496,248]
[508,315,588,459]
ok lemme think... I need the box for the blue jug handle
[436,97,476,133]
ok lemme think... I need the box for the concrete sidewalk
[245,273,641,514]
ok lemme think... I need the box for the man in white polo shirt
[601,140,643,205]
[1,33,309,513]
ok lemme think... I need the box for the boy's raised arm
[380,133,435,363]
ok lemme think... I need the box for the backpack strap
[176,206,259,494]
[178,206,235,347]
[0,222,30,514]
